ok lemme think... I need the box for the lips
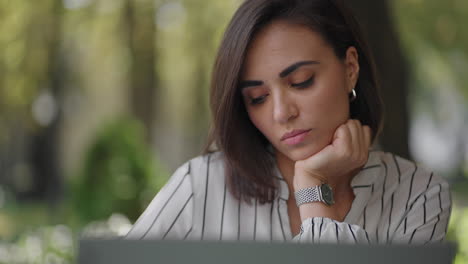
[281,129,311,141]
[281,129,312,145]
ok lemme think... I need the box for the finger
[333,122,352,156]
[356,120,366,153]
[363,125,372,149]
[356,122,369,164]
[354,120,365,153]
[333,121,349,141]
[351,120,369,166]
[359,122,368,151]
[346,119,362,155]
[355,120,367,161]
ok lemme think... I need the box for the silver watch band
[294,186,323,206]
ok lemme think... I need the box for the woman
[126,0,451,244]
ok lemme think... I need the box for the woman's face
[241,21,359,162]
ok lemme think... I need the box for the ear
[345,46,360,93]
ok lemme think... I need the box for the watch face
[320,184,335,205]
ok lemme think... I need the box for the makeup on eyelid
[244,74,315,105]
[240,60,319,91]
[291,75,315,88]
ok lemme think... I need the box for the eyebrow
[239,60,319,90]
[279,60,319,78]
[239,80,264,90]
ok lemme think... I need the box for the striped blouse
[125,151,451,244]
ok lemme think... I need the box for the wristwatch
[294,184,335,206]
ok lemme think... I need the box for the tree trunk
[124,0,157,144]
[28,0,65,205]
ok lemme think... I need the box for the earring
[349,88,357,102]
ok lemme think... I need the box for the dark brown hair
[205,0,384,204]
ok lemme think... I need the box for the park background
[0,0,467,263]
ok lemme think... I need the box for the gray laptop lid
[79,239,456,264]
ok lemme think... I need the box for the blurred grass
[0,202,51,241]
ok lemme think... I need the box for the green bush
[72,117,168,225]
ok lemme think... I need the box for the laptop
[78,239,456,264]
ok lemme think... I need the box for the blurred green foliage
[392,0,468,110]
[72,117,168,224]
[447,205,468,264]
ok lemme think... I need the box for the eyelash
[291,76,315,88]
[250,95,268,105]
[248,76,315,105]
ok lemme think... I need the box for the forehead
[242,21,332,78]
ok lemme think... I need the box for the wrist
[293,167,328,190]
[298,203,340,222]
[295,183,335,207]
[293,172,322,190]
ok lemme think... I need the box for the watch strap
[294,186,323,206]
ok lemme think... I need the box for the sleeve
[293,217,371,244]
[293,176,451,245]
[390,179,451,244]
[124,162,194,240]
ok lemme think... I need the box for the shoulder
[173,151,226,191]
[182,151,225,179]
[376,151,447,185]
[373,151,450,201]
[185,151,224,171]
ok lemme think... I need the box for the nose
[272,90,298,124]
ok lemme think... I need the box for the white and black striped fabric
[125,151,451,244]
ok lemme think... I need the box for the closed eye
[250,94,269,105]
[291,76,314,88]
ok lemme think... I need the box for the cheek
[304,80,350,127]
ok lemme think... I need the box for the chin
[274,132,333,162]
[294,149,319,161]
[280,146,321,162]
[284,136,332,161]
